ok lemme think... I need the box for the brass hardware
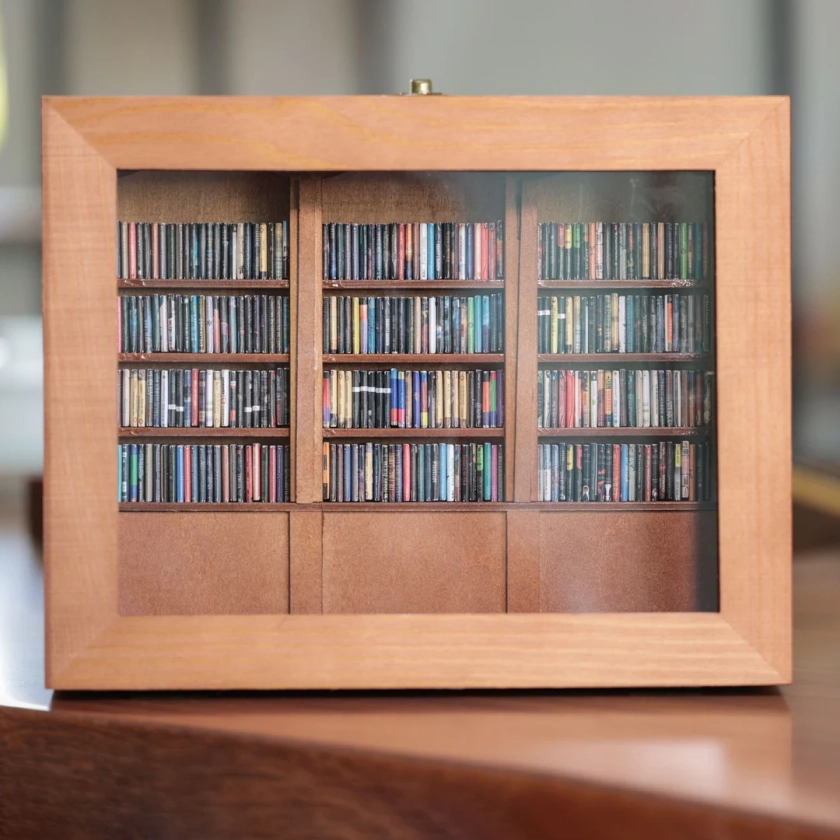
[408,79,440,95]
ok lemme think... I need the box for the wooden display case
[42,96,790,689]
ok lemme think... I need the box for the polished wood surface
[0,528,837,837]
[43,96,790,689]
[42,101,118,686]
[49,95,786,171]
[716,102,791,684]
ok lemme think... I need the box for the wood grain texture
[0,697,806,840]
[120,503,297,512]
[117,170,290,222]
[119,279,289,289]
[119,513,289,616]
[715,100,792,680]
[7,554,839,839]
[42,102,119,683]
[294,177,322,503]
[503,175,520,503]
[0,698,806,840]
[516,183,539,502]
[322,354,505,365]
[320,171,505,223]
[536,427,709,438]
[50,96,783,171]
[289,510,322,614]
[537,353,711,363]
[539,511,718,613]
[539,279,710,290]
[324,279,504,290]
[47,612,780,690]
[118,353,289,363]
[322,513,506,614]
[532,171,715,224]
[287,178,299,502]
[43,96,791,689]
[116,502,713,513]
[118,428,290,439]
[322,427,503,439]
[506,510,540,612]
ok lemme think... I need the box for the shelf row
[119,501,717,512]
[117,353,711,364]
[118,426,709,439]
[117,279,711,291]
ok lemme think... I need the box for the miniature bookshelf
[43,96,791,689]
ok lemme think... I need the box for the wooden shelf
[118,500,716,513]
[118,353,290,363]
[323,354,504,365]
[321,502,511,511]
[537,427,709,438]
[323,427,503,439]
[538,280,710,290]
[119,279,289,290]
[119,427,289,438]
[120,503,296,512]
[324,280,505,291]
[538,353,710,364]
[526,501,716,511]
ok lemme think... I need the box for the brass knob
[409,79,435,95]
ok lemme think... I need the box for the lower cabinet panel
[117,509,716,617]
[539,511,718,613]
[119,512,289,615]
[322,512,507,614]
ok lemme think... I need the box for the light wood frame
[43,96,790,689]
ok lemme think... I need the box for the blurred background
[0,0,837,522]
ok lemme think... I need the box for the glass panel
[112,169,716,616]
[532,171,717,612]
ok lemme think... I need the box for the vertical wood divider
[503,176,520,503]
[288,179,299,500]
[507,510,541,612]
[289,511,323,613]
[294,177,323,503]
[515,182,539,502]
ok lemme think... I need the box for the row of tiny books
[118,443,291,503]
[537,293,712,355]
[119,294,290,355]
[118,367,290,429]
[323,368,503,430]
[323,294,504,355]
[117,221,290,280]
[323,441,504,503]
[538,221,710,281]
[323,221,504,282]
[537,368,712,429]
[537,441,712,502]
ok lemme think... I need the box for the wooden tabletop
[1,523,839,838]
